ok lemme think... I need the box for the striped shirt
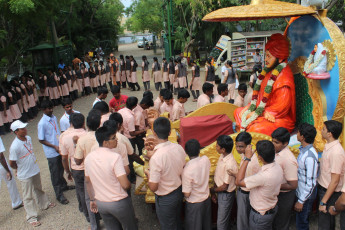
[296,144,318,204]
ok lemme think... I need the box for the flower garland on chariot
[303,49,327,76]
[240,62,287,131]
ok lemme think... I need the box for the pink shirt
[234,95,244,107]
[60,128,87,170]
[85,147,128,202]
[275,147,298,192]
[118,107,135,139]
[133,105,146,130]
[170,101,185,121]
[74,131,97,160]
[159,99,176,114]
[214,153,238,192]
[318,140,345,192]
[117,133,134,156]
[239,153,261,192]
[197,94,210,109]
[182,156,210,203]
[100,112,111,127]
[244,162,284,215]
[154,97,163,111]
[149,141,186,196]
[213,95,225,103]
[91,141,129,166]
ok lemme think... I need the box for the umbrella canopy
[202,0,317,22]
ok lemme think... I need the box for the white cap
[10,120,28,132]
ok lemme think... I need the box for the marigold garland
[240,62,287,130]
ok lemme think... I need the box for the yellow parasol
[202,0,317,22]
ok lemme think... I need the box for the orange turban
[265,33,290,60]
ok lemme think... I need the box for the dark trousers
[318,185,341,230]
[237,188,251,230]
[143,81,150,91]
[71,169,89,221]
[191,90,200,100]
[97,197,138,230]
[164,81,170,90]
[249,206,278,230]
[134,135,145,156]
[122,81,127,88]
[155,82,162,91]
[185,197,212,230]
[155,186,183,230]
[85,180,101,230]
[47,155,67,201]
[128,138,136,183]
[296,186,317,230]
[217,191,235,230]
[273,190,296,230]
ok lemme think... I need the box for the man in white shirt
[0,137,23,210]
[9,120,55,227]
[59,98,80,132]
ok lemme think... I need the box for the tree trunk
[51,20,58,44]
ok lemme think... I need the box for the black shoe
[58,198,69,205]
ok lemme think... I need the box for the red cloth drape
[179,114,234,149]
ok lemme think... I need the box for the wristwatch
[243,157,251,162]
[320,201,327,206]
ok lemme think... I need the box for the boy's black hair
[185,139,200,158]
[103,120,118,133]
[324,120,343,139]
[177,89,190,99]
[70,113,85,129]
[256,140,275,163]
[217,83,228,95]
[61,98,73,107]
[41,100,54,109]
[111,85,121,94]
[235,132,252,145]
[87,109,101,131]
[159,88,168,97]
[93,101,109,114]
[143,90,153,99]
[153,117,171,139]
[217,135,234,153]
[298,123,317,144]
[238,83,248,91]
[97,87,108,96]
[202,82,214,94]
[271,127,290,144]
[126,96,138,109]
[109,112,123,126]
[163,90,173,100]
[140,96,154,107]
[95,126,116,147]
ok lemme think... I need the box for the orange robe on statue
[234,64,296,136]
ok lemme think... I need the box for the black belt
[318,185,327,192]
[218,190,235,194]
[239,188,250,194]
[251,206,276,215]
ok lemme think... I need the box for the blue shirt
[58,63,65,69]
[38,114,60,158]
[296,144,318,204]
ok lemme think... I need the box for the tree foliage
[0,0,124,75]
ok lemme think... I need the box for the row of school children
[0,73,41,135]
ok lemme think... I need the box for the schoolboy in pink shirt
[271,127,298,230]
[60,113,89,221]
[182,139,212,230]
[159,90,176,114]
[213,83,228,103]
[211,135,238,230]
[93,101,111,127]
[145,117,186,229]
[197,82,213,109]
[318,120,345,229]
[85,125,137,230]
[234,83,247,107]
[236,140,284,229]
[171,89,190,121]
[235,132,261,230]
[154,89,167,112]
